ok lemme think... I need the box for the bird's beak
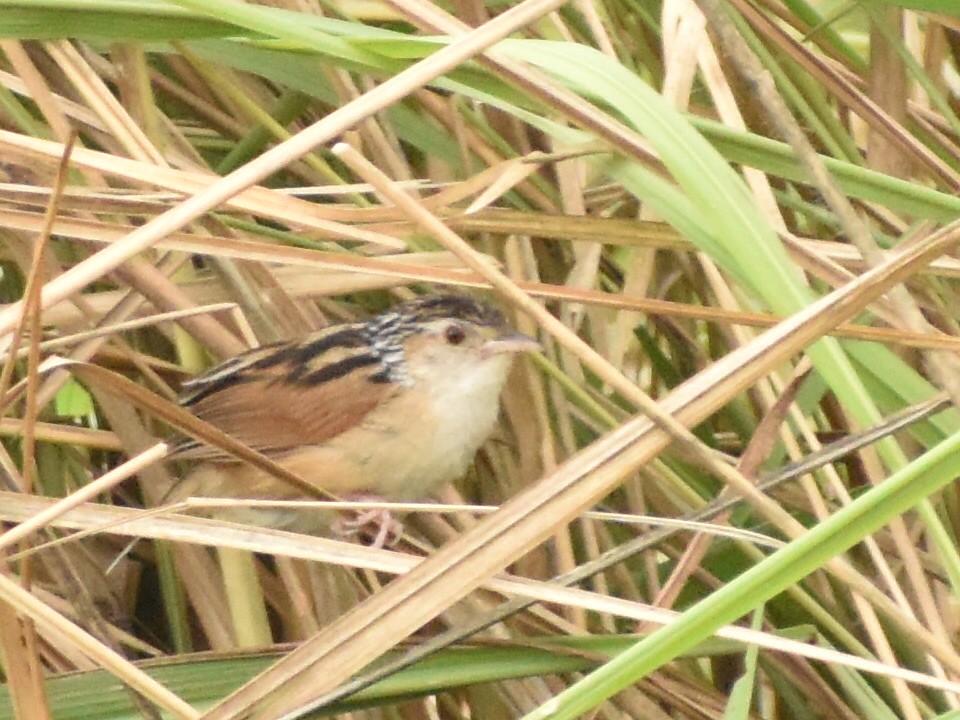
[481,332,540,358]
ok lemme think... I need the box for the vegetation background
[2,0,960,718]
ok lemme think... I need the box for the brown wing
[175,327,398,461]
[176,369,396,461]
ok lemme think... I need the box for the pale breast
[327,352,514,499]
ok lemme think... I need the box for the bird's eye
[444,324,466,345]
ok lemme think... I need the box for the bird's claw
[333,506,403,548]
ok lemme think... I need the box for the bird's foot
[332,497,403,548]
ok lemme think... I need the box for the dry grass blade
[0,443,168,553]
[0,567,200,719]
[0,133,76,720]
[5,199,960,347]
[0,131,406,248]
[0,207,493,282]
[0,419,122,450]
[0,493,957,700]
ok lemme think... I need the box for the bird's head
[368,295,539,389]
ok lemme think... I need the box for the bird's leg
[332,495,404,548]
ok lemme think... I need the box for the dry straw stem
[176,499,782,547]
[4,139,78,720]
[6,198,959,350]
[0,206,488,284]
[0,419,122,451]
[11,147,71,495]
[0,442,168,553]
[0,493,957,699]
[0,569,200,720]
[0,0,569,340]
[201,191,960,719]
[4,252,954,357]
[2,258,475,329]
[7,176,960,276]
[6,303,240,359]
[0,131,404,249]
[4,172,958,274]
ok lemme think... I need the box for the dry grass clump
[3,1,960,719]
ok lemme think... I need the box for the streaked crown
[387,294,506,328]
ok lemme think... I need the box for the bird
[170,293,539,545]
